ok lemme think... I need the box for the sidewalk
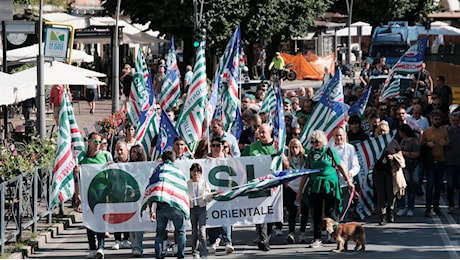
[9,97,115,139]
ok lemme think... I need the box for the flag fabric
[141,161,190,218]
[230,107,244,140]
[134,103,159,159]
[392,37,428,74]
[312,83,327,102]
[271,84,286,171]
[259,84,276,125]
[152,109,183,161]
[50,91,86,208]
[379,37,428,102]
[214,168,321,201]
[219,27,242,132]
[128,47,151,128]
[160,36,181,111]
[354,130,397,219]
[207,26,241,129]
[176,39,207,145]
[299,68,345,149]
[379,77,400,102]
[348,88,371,120]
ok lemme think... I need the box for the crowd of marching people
[72,56,460,259]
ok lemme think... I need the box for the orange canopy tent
[280,52,335,80]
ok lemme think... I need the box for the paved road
[29,192,460,259]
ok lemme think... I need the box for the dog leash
[339,187,360,222]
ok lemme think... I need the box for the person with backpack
[295,130,354,249]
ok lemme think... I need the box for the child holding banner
[187,163,213,259]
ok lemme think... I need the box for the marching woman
[296,130,354,248]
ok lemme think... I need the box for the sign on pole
[44,27,70,60]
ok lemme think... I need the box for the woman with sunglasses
[284,139,310,244]
[296,130,354,249]
[207,137,234,254]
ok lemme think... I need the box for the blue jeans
[130,231,144,254]
[398,167,418,211]
[446,165,460,207]
[155,203,186,259]
[208,226,232,245]
[426,161,445,212]
[86,228,105,250]
[417,161,425,191]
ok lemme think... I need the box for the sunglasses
[101,142,107,145]
[89,139,103,144]
[211,143,221,148]
[223,146,229,149]
[310,140,319,145]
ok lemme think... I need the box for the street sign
[44,27,70,59]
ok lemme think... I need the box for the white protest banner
[80,155,282,232]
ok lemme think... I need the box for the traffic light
[193,27,201,47]
[193,26,206,48]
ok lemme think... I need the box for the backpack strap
[306,152,314,168]
[327,147,337,168]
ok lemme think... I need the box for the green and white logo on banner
[44,27,70,59]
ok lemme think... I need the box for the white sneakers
[87,249,104,258]
[96,249,104,259]
[111,239,131,250]
[309,239,323,248]
[111,240,121,250]
[225,244,234,254]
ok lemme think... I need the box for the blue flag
[230,107,243,140]
[348,88,371,120]
[155,110,180,157]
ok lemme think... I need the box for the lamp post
[111,0,121,114]
[346,0,353,65]
[37,0,46,138]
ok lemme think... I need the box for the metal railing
[0,166,69,255]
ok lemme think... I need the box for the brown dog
[321,217,366,253]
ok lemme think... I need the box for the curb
[7,209,78,259]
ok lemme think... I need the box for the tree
[103,0,332,76]
[328,0,440,26]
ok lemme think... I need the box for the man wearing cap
[283,99,293,115]
[268,52,285,82]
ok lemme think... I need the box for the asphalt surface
[28,191,460,259]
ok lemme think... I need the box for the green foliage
[329,0,441,26]
[103,0,331,48]
[14,0,71,7]
[0,134,57,180]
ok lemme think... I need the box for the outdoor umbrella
[0,44,95,64]
[0,72,34,105]
[9,61,106,86]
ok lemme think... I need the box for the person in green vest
[268,52,285,82]
[295,130,354,249]
[244,123,277,251]
[74,132,112,259]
